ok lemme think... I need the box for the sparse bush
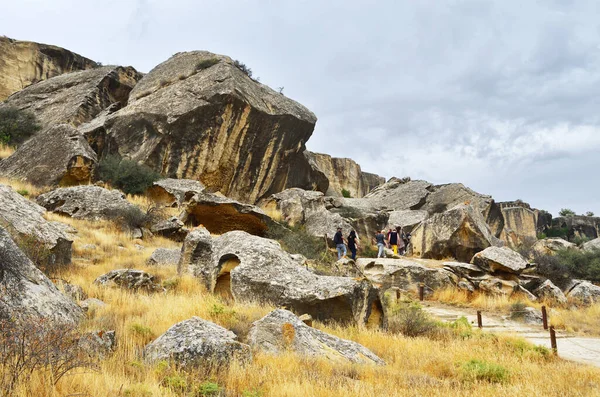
[559,208,575,217]
[585,211,595,217]
[428,203,447,215]
[161,374,188,393]
[266,223,332,264]
[572,236,590,247]
[16,189,29,196]
[557,248,600,283]
[233,60,253,78]
[460,359,509,383]
[197,381,221,396]
[0,106,41,146]
[532,252,572,290]
[341,188,352,198]
[509,301,527,320]
[360,244,379,258]
[515,236,537,259]
[196,58,220,71]
[242,389,263,397]
[387,302,436,337]
[545,226,569,239]
[13,234,59,275]
[98,155,161,195]
[330,205,362,219]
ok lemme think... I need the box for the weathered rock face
[470,246,528,274]
[356,258,456,294]
[147,178,205,207]
[385,210,428,233]
[37,185,136,220]
[552,216,600,240]
[89,51,316,204]
[94,269,165,293]
[347,178,432,212]
[304,151,384,198]
[532,238,576,256]
[0,184,72,266]
[0,66,141,130]
[411,204,502,263]
[147,248,181,266]
[533,280,567,303]
[180,230,381,325]
[0,124,97,186]
[79,330,116,359]
[567,281,600,304]
[144,317,251,367]
[0,226,83,325]
[582,238,600,252]
[248,309,384,365]
[497,202,538,248]
[0,36,97,101]
[180,192,271,236]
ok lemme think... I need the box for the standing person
[347,230,359,260]
[333,227,347,260]
[396,226,406,255]
[386,228,393,248]
[388,227,399,255]
[375,230,387,258]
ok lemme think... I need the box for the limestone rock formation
[420,183,495,216]
[346,178,432,212]
[583,238,600,252]
[150,217,188,241]
[147,178,206,207]
[470,246,528,274]
[567,281,600,304]
[385,210,428,232]
[497,202,538,248]
[0,66,142,130]
[0,124,97,186]
[0,184,73,265]
[88,51,316,204]
[37,185,136,220]
[0,226,83,325]
[94,269,165,293]
[532,238,576,256]
[147,248,181,266]
[552,215,600,241]
[533,280,567,303]
[180,192,271,236]
[411,204,501,263]
[180,230,382,325]
[304,151,384,198]
[144,317,252,367]
[248,309,385,365]
[0,36,97,101]
[356,258,456,294]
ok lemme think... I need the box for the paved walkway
[422,303,600,368]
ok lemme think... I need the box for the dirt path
[422,302,600,368]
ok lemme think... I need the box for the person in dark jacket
[333,227,347,260]
[347,230,360,260]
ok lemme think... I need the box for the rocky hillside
[0,36,97,101]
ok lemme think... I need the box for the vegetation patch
[0,106,41,146]
[460,359,510,383]
[98,155,161,195]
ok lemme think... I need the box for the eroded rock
[567,281,600,304]
[583,238,600,252]
[533,280,567,304]
[94,269,165,293]
[150,217,188,241]
[532,238,576,256]
[471,246,528,274]
[248,309,384,365]
[147,248,181,266]
[147,179,205,207]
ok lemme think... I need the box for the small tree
[558,208,576,217]
[98,155,161,195]
[585,211,595,217]
[0,107,41,146]
[233,60,253,78]
[341,189,352,198]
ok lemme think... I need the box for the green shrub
[242,389,263,397]
[16,189,29,197]
[460,359,509,383]
[196,58,220,70]
[0,106,41,146]
[162,375,188,393]
[533,252,572,290]
[233,60,253,78]
[509,301,527,320]
[557,248,600,283]
[545,226,569,239]
[197,381,221,396]
[266,223,331,263]
[341,188,352,198]
[129,323,153,337]
[387,302,436,337]
[559,208,575,217]
[360,244,379,258]
[585,211,595,217]
[97,155,161,195]
[572,236,590,247]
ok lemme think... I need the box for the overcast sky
[2,0,598,216]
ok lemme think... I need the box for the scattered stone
[144,317,252,368]
[534,280,567,304]
[0,226,82,325]
[81,244,97,251]
[150,216,188,241]
[582,238,600,252]
[94,269,165,293]
[134,244,145,251]
[79,330,116,358]
[147,179,205,207]
[512,307,543,325]
[248,309,384,365]
[471,246,529,274]
[37,185,137,220]
[148,248,181,266]
[57,281,88,301]
[79,298,107,312]
[567,281,600,305]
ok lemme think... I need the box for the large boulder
[567,281,600,304]
[180,230,382,325]
[533,280,567,303]
[94,269,165,293]
[37,185,137,220]
[147,248,181,266]
[150,216,188,241]
[0,226,83,324]
[344,178,432,212]
[411,204,501,263]
[497,202,538,248]
[303,151,384,198]
[0,66,141,130]
[88,51,316,204]
[261,188,326,226]
[385,210,428,233]
[147,178,205,207]
[532,238,576,256]
[356,258,456,294]
[470,246,529,274]
[180,192,271,236]
[0,124,97,186]
[248,309,384,365]
[552,215,600,241]
[582,238,600,252]
[0,184,72,265]
[144,317,251,368]
[0,36,97,101]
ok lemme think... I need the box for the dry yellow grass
[0,176,46,197]
[5,203,600,396]
[0,144,15,159]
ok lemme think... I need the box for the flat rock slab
[248,309,384,365]
[94,269,165,293]
[471,246,528,274]
[148,178,205,207]
[147,248,181,266]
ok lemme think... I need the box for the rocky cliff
[0,36,97,101]
[305,151,384,198]
[86,51,317,203]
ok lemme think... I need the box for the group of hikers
[332,226,411,260]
